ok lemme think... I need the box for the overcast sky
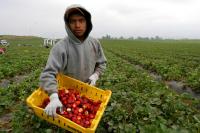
[0,0,200,39]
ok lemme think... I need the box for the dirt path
[110,50,200,99]
[0,75,28,88]
[0,74,29,132]
[0,113,12,132]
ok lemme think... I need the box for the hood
[64,4,93,43]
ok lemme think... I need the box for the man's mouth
[75,30,82,33]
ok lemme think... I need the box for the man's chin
[74,34,84,38]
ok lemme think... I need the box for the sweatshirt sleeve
[39,44,63,95]
[94,39,107,76]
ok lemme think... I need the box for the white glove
[88,73,99,86]
[44,93,63,117]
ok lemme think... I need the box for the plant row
[101,40,200,92]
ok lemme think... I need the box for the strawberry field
[0,36,200,133]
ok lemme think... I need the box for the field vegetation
[0,36,200,133]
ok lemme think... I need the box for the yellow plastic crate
[26,74,112,133]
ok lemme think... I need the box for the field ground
[0,36,200,133]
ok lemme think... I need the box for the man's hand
[88,73,99,86]
[44,93,62,117]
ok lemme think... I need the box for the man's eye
[70,20,75,24]
[79,19,85,23]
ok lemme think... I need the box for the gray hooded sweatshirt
[39,5,107,95]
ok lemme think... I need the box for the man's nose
[75,22,81,28]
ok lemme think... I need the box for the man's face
[68,14,87,40]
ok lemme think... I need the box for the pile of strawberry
[40,88,102,128]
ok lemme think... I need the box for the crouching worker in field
[39,4,107,117]
[0,47,6,54]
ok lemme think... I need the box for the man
[0,47,6,54]
[39,4,107,117]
